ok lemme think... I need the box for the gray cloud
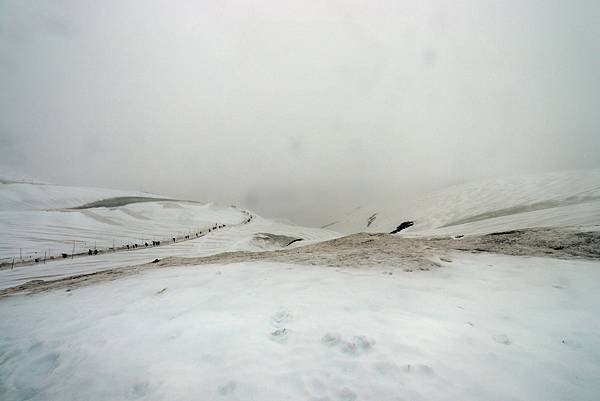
[1,0,599,225]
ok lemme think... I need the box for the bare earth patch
[1,227,598,297]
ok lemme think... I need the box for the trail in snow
[0,213,338,291]
[0,180,255,261]
[3,227,598,297]
[1,209,253,270]
[2,171,600,401]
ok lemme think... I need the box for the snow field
[1,254,599,401]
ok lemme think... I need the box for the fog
[1,0,599,226]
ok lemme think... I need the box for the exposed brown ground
[2,227,598,297]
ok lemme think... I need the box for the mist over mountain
[1,3,600,400]
[2,0,599,225]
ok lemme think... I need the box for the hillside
[0,180,338,266]
[326,169,600,236]
[1,173,599,401]
[0,180,246,262]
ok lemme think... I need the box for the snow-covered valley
[0,180,337,289]
[1,170,600,401]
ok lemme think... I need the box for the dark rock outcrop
[390,221,414,234]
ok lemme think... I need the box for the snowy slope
[326,169,600,235]
[0,181,162,211]
[0,181,339,288]
[0,213,339,290]
[0,180,249,261]
[1,172,599,401]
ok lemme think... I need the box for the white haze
[1,0,599,225]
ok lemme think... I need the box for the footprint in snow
[492,333,512,345]
[218,381,236,395]
[271,310,292,328]
[340,336,374,356]
[337,387,357,401]
[321,333,341,346]
[132,381,150,397]
[404,364,435,376]
[418,364,435,376]
[321,333,374,355]
[270,328,289,343]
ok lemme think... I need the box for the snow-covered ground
[1,254,599,401]
[0,180,249,261]
[0,180,160,211]
[0,214,338,290]
[326,169,600,236]
[0,178,338,289]
[1,171,600,401]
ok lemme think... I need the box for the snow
[0,180,167,261]
[0,180,160,211]
[2,171,600,400]
[0,202,248,260]
[327,169,600,235]
[1,254,599,401]
[0,180,338,289]
[0,181,251,260]
[0,214,338,290]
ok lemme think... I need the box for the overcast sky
[1,0,599,225]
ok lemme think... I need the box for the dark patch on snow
[4,227,600,297]
[367,213,378,227]
[72,196,201,209]
[489,230,519,236]
[390,221,415,234]
[441,196,600,228]
[253,233,302,248]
